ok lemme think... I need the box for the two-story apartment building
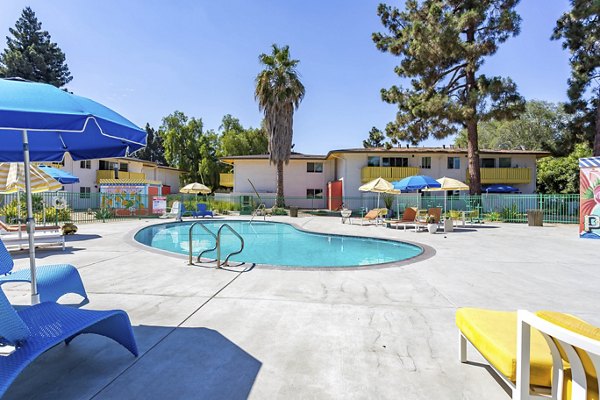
[219,147,548,208]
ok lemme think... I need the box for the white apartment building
[219,147,548,209]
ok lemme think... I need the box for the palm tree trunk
[276,160,285,207]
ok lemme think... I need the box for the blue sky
[1,1,572,154]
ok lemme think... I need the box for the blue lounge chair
[0,239,87,303]
[0,286,138,397]
[195,203,214,218]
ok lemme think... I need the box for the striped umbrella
[0,163,62,193]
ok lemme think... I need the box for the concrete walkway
[2,216,598,399]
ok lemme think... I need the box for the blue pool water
[134,221,422,268]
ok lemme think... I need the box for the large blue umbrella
[392,175,442,191]
[38,165,80,184]
[483,184,520,193]
[0,78,146,304]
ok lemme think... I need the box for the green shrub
[271,207,287,216]
[95,207,114,220]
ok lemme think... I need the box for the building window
[367,156,380,167]
[499,157,512,168]
[421,157,431,169]
[307,162,323,173]
[99,160,113,170]
[80,160,91,169]
[119,163,129,172]
[447,157,460,169]
[382,157,408,167]
[480,158,496,168]
[79,187,91,199]
[306,188,323,199]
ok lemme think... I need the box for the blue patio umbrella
[37,165,80,184]
[483,184,520,193]
[392,175,442,191]
[0,78,146,304]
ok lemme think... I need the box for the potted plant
[426,215,438,234]
[383,194,394,218]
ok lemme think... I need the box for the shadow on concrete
[9,246,86,259]
[464,361,512,397]
[4,325,262,400]
[65,234,103,242]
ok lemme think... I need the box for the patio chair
[457,307,600,399]
[427,207,442,223]
[360,208,387,226]
[467,208,483,224]
[0,286,138,397]
[161,201,182,220]
[0,239,87,303]
[387,207,417,230]
[194,203,214,218]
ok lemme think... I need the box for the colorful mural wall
[99,184,149,215]
[579,157,600,239]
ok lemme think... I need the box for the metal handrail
[216,223,244,268]
[188,222,217,265]
[250,203,267,222]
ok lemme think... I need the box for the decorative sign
[153,196,167,215]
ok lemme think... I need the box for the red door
[327,180,343,210]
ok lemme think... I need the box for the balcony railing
[467,167,531,184]
[96,170,146,183]
[361,166,420,183]
[220,173,234,187]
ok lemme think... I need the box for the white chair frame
[459,310,600,400]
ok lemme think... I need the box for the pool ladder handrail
[189,222,217,265]
[188,222,245,268]
[215,224,245,267]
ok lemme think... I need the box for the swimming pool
[134,220,423,268]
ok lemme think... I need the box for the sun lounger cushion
[456,308,554,387]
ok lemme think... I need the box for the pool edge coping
[125,218,436,271]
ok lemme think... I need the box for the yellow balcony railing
[96,170,146,183]
[220,173,234,187]
[466,168,531,184]
[361,166,420,183]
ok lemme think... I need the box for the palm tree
[255,44,305,207]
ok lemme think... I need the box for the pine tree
[0,7,72,87]
[133,124,167,165]
[363,127,387,148]
[552,0,600,156]
[373,1,525,193]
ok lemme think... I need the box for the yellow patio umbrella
[359,177,395,208]
[180,182,211,195]
[0,162,62,232]
[423,177,469,213]
[0,162,62,193]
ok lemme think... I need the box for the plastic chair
[0,239,87,303]
[0,286,138,397]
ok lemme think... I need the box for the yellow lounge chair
[457,307,600,399]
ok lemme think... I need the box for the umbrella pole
[22,130,40,305]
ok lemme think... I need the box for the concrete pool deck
[2,216,598,399]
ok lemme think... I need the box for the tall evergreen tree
[0,7,72,87]
[217,114,268,157]
[373,0,525,193]
[133,124,167,165]
[362,127,387,148]
[255,44,305,207]
[552,0,600,156]
[159,111,219,188]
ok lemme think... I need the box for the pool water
[134,220,422,268]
